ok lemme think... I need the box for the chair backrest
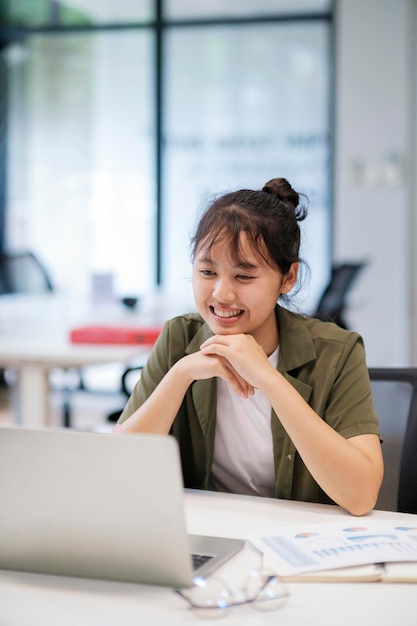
[369,367,417,514]
[0,251,54,295]
[314,262,366,329]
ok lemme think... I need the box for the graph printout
[248,521,417,576]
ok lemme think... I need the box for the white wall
[334,0,417,366]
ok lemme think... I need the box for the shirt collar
[276,305,317,373]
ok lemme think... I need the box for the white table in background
[0,489,416,626]
[0,293,152,427]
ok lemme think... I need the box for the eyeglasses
[175,569,289,619]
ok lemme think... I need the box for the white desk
[0,293,151,427]
[0,490,416,626]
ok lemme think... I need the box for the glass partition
[163,21,331,308]
[5,31,155,301]
[2,0,332,312]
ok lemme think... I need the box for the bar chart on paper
[248,521,417,576]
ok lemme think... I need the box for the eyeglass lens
[177,569,288,619]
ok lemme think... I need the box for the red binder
[69,325,162,346]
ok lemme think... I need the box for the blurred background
[0,0,416,369]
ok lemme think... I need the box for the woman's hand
[113,344,255,436]
[199,333,273,390]
[177,349,255,399]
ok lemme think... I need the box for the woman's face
[192,231,297,354]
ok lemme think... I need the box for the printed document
[248,520,417,577]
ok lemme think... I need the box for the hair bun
[262,177,307,220]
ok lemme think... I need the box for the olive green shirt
[119,305,379,505]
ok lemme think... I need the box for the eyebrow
[195,255,259,271]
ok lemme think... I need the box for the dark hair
[191,178,308,295]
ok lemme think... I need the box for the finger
[201,344,251,384]
[200,343,230,359]
[200,334,241,350]
[204,353,252,398]
[220,360,255,399]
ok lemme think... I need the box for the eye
[199,269,215,277]
[237,274,254,281]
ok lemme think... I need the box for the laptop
[0,426,244,588]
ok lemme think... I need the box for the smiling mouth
[210,306,244,319]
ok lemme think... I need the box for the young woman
[114,177,383,516]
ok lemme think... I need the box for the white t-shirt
[210,347,279,498]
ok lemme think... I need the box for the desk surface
[1,490,416,626]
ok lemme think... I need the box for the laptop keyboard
[192,553,214,571]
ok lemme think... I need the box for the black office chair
[0,250,54,295]
[107,365,417,514]
[314,262,366,329]
[107,364,144,423]
[369,367,417,514]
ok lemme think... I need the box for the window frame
[0,0,335,288]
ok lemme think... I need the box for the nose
[212,277,235,302]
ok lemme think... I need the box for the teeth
[213,307,243,318]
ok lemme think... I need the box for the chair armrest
[121,366,144,397]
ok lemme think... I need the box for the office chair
[314,262,366,329]
[369,367,417,514]
[107,364,144,423]
[0,250,54,295]
[107,365,417,515]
